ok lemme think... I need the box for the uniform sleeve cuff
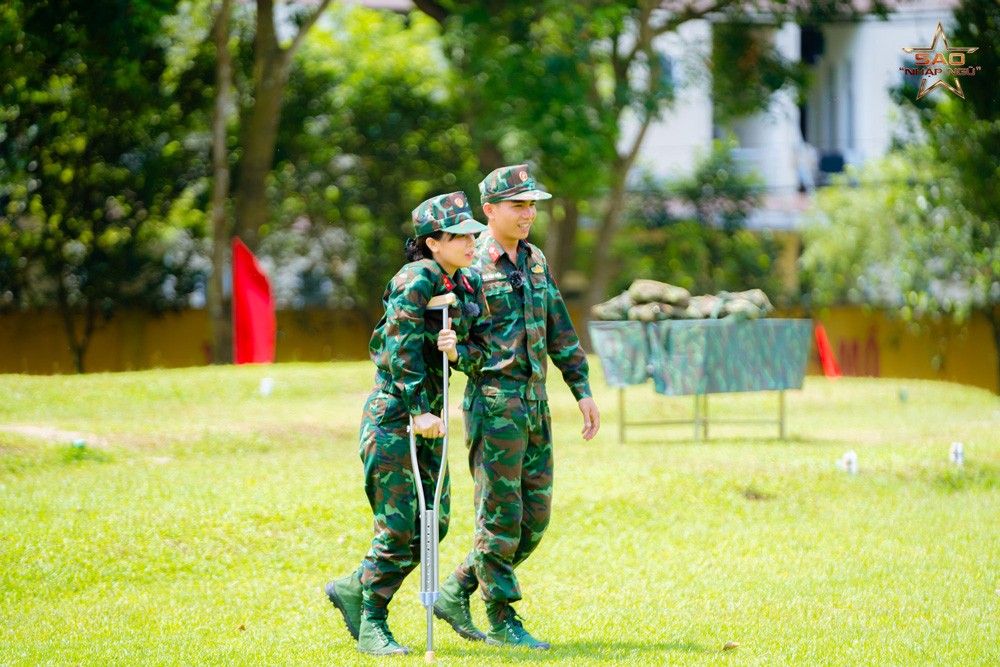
[408,392,430,416]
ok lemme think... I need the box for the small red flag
[814,323,841,378]
[232,238,276,364]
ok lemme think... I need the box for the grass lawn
[1,361,998,666]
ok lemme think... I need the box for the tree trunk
[60,300,95,374]
[209,0,234,364]
[476,139,505,177]
[544,197,579,286]
[211,0,328,361]
[232,50,286,251]
[583,116,652,313]
[232,0,331,250]
[584,170,627,308]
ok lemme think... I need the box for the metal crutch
[408,291,455,663]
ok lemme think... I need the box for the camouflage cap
[412,191,488,237]
[479,164,553,204]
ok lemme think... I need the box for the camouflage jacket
[371,259,491,416]
[465,231,591,402]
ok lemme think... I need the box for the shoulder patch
[530,264,544,274]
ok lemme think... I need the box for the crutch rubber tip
[425,650,436,663]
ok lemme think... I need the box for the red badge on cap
[488,245,501,263]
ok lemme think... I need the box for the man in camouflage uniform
[434,165,601,650]
[324,192,491,656]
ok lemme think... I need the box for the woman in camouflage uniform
[324,192,491,656]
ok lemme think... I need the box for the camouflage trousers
[357,389,450,619]
[452,394,553,603]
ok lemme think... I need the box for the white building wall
[726,22,803,196]
[805,6,954,168]
[632,4,956,191]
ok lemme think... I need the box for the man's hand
[578,397,600,441]
[437,328,458,363]
[412,412,446,439]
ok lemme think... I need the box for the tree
[203,0,332,364]
[609,140,781,299]
[910,0,1000,383]
[267,5,479,323]
[800,144,1000,385]
[160,3,480,330]
[163,0,333,363]
[0,0,209,372]
[410,0,886,312]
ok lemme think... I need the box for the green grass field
[1,362,998,666]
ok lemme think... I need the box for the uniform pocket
[373,392,408,426]
[483,280,513,297]
[528,271,547,291]
[483,280,518,328]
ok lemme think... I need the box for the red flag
[232,238,276,364]
[814,323,841,378]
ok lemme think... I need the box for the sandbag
[723,298,764,320]
[726,288,774,313]
[681,294,723,319]
[627,279,690,307]
[627,302,676,322]
[590,291,633,321]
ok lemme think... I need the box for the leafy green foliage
[950,0,1000,124]
[265,6,479,319]
[609,142,781,299]
[711,22,810,123]
[0,0,210,370]
[803,0,1000,332]
[671,139,767,231]
[800,147,999,322]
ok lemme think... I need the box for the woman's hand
[411,412,446,439]
[437,328,458,363]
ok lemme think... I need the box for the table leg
[693,394,701,442]
[779,390,786,440]
[703,394,709,440]
[619,388,626,444]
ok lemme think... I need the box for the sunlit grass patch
[1,366,998,666]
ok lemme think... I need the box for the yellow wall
[1,306,997,394]
[797,306,999,394]
[0,309,371,374]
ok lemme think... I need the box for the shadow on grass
[444,639,709,663]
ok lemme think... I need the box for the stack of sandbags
[590,280,774,322]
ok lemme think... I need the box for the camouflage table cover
[589,319,813,395]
